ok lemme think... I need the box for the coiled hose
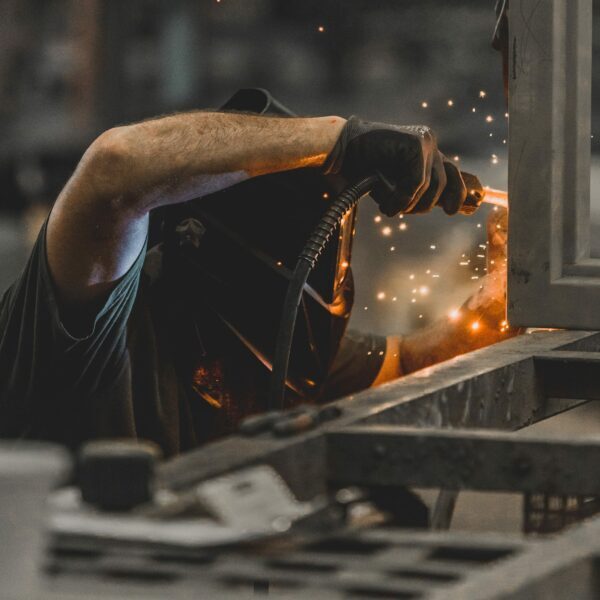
[268,175,380,410]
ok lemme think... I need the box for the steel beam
[160,330,600,499]
[327,426,600,495]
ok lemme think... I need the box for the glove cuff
[321,116,359,175]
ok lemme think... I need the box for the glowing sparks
[376,291,386,300]
[322,192,329,200]
[317,25,325,32]
[485,115,494,123]
[418,286,429,296]
[409,274,415,280]
[447,99,454,107]
[421,101,429,108]
[430,244,437,250]
[399,222,407,231]
[276,261,283,267]
[341,260,349,268]
[374,215,382,223]
[491,154,499,165]
[471,107,477,113]
[390,246,395,251]
[453,155,460,162]
[471,321,481,331]
[449,308,461,321]
[505,112,509,118]
[479,90,487,98]
[382,226,392,236]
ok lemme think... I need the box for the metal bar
[160,330,600,499]
[326,426,600,495]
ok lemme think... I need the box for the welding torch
[459,171,508,214]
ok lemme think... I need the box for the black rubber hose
[268,175,379,410]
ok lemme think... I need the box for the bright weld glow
[447,99,454,107]
[486,115,494,123]
[471,321,481,331]
[409,274,415,280]
[479,90,487,98]
[390,246,396,251]
[377,292,386,300]
[472,107,477,113]
[505,112,509,118]
[449,308,460,321]
[421,101,429,108]
[382,226,392,236]
[489,133,493,137]
[503,139,507,144]
[374,215,382,223]
[276,261,283,267]
[419,286,429,296]
[419,314,423,319]
[453,155,460,162]
[322,192,329,199]
[364,306,368,310]
[477,223,482,228]
[317,25,325,32]
[399,223,407,231]
[411,298,416,303]
[341,260,349,268]
[392,297,397,302]
[430,244,436,250]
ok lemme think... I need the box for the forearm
[97,112,346,212]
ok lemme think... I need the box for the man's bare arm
[47,112,346,306]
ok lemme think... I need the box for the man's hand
[323,117,468,216]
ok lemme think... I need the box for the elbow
[81,126,138,210]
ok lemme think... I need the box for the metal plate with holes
[43,515,600,599]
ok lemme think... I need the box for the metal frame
[160,329,600,499]
[508,0,599,328]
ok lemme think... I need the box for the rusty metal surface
[327,426,600,496]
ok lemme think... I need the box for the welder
[0,0,514,453]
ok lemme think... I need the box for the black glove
[323,116,468,216]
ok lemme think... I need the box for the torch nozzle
[482,187,508,209]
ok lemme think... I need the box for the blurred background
[0,0,509,335]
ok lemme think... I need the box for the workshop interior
[1,1,600,598]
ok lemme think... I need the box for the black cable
[268,175,379,410]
